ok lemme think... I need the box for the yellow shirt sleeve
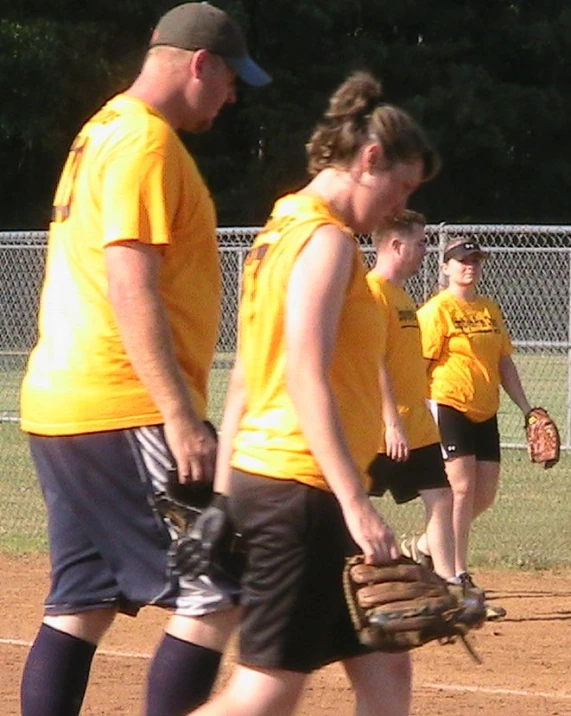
[101,150,177,247]
[417,298,446,361]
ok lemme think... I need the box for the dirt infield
[1,555,570,715]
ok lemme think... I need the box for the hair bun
[326,72,383,122]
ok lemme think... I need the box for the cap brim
[226,57,271,87]
[444,247,489,262]
[466,250,488,259]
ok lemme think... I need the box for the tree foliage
[2,0,571,228]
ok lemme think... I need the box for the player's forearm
[109,281,199,423]
[213,361,247,495]
[500,356,532,415]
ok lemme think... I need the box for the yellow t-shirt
[417,289,513,422]
[366,273,439,451]
[20,94,221,435]
[231,194,383,492]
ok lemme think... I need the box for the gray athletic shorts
[29,425,239,617]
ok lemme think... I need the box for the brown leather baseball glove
[343,555,486,661]
[525,407,561,469]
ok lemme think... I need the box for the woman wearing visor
[416,239,533,619]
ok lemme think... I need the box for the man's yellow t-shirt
[20,94,221,435]
[366,272,439,451]
[231,194,383,492]
[417,289,513,422]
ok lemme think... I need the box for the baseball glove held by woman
[525,407,560,469]
[343,555,486,661]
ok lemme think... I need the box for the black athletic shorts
[229,469,371,673]
[367,443,450,504]
[431,403,501,463]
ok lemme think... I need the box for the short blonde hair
[372,210,427,248]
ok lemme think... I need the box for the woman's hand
[342,496,401,564]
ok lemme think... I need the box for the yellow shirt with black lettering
[417,290,513,422]
[20,94,221,435]
[231,194,383,492]
[366,273,439,451]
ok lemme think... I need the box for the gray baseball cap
[150,2,271,87]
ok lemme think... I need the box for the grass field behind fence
[1,355,570,569]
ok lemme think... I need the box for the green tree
[2,1,571,228]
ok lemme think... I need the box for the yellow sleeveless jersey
[366,273,439,451]
[231,194,383,492]
[20,94,221,435]
[417,289,513,422]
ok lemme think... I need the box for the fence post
[238,247,245,300]
[567,248,571,448]
[437,222,447,289]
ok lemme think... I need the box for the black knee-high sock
[145,633,222,716]
[20,623,97,716]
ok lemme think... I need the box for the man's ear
[190,48,210,79]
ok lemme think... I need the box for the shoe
[400,535,434,571]
[447,582,486,626]
[457,572,506,621]
[485,604,507,621]
[457,571,484,597]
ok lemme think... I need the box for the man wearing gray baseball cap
[19,4,269,716]
[150,2,271,87]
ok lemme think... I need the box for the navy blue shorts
[229,470,371,673]
[29,425,238,617]
[368,443,450,504]
[430,403,501,463]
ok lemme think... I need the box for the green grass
[1,353,570,568]
[373,449,571,570]
[497,353,569,446]
[0,422,47,552]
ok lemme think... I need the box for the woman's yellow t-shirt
[417,290,513,422]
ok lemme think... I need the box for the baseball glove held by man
[155,475,245,586]
[525,407,560,469]
[343,555,486,661]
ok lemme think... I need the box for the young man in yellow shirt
[367,211,459,589]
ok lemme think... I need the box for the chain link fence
[1,226,570,566]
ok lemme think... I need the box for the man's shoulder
[366,271,391,303]
[86,94,176,154]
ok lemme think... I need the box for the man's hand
[164,416,217,483]
[384,420,410,462]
